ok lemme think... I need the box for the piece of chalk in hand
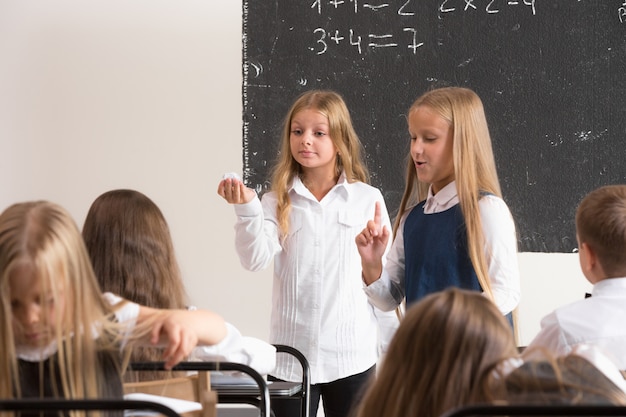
[223,172,241,181]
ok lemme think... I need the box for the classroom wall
[0,0,591,347]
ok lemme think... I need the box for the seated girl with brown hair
[82,189,276,380]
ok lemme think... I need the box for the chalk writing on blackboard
[311,28,422,54]
[310,0,536,15]
[307,0,538,56]
[440,0,535,15]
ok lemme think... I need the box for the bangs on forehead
[9,245,67,296]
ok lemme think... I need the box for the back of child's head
[575,184,626,278]
[494,353,626,406]
[0,201,119,399]
[82,189,187,310]
[355,288,517,417]
[82,190,189,379]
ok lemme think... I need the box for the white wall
[0,0,591,346]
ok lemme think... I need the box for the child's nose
[411,139,423,155]
[301,132,313,144]
[23,304,41,326]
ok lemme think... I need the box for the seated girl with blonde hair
[0,200,227,403]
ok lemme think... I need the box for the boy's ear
[579,241,599,280]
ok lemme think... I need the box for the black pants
[269,365,375,417]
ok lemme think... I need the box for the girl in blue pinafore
[356,86,521,325]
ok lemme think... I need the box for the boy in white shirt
[528,184,626,370]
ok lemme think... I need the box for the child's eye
[314,131,326,137]
[291,128,302,135]
[424,137,437,142]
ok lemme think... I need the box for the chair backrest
[440,404,626,417]
[128,361,270,417]
[123,371,216,417]
[0,398,183,417]
[273,344,311,417]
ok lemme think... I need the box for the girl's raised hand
[217,177,256,204]
[355,201,389,285]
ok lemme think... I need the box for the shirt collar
[17,340,59,362]
[290,171,350,200]
[424,181,458,213]
[592,277,626,296]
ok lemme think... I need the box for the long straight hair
[354,288,518,417]
[393,87,504,301]
[82,189,188,372]
[82,189,188,310]
[0,201,124,401]
[270,89,369,238]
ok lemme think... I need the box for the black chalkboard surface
[242,0,626,253]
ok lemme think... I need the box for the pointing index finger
[374,201,382,230]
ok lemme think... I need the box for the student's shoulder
[103,292,141,323]
[549,296,599,328]
[479,193,514,216]
[479,193,507,206]
[346,180,384,195]
[259,189,278,202]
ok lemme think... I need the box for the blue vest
[403,200,481,306]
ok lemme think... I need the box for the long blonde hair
[270,89,369,237]
[393,87,504,301]
[354,288,518,417]
[0,201,128,400]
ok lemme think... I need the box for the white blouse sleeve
[479,195,522,315]
[232,194,282,272]
[103,292,141,326]
[190,322,277,375]
[363,212,407,312]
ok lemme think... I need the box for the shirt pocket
[337,210,367,236]
[337,210,365,231]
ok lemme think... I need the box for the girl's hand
[217,178,256,204]
[140,307,227,369]
[149,310,199,369]
[355,201,389,285]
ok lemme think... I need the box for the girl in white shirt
[217,89,398,417]
[0,200,227,404]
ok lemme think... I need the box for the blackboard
[241,0,626,253]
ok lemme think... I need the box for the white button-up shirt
[232,173,398,384]
[528,277,626,369]
[364,181,521,315]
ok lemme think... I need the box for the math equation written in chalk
[308,0,537,55]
